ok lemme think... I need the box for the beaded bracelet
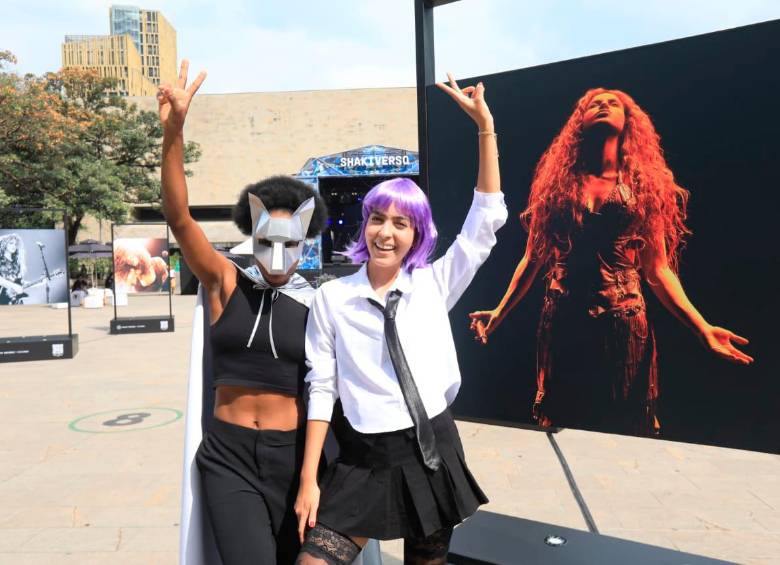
[478,130,499,156]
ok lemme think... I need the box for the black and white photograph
[0,229,68,306]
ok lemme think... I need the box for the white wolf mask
[249,194,315,275]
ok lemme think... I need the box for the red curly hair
[520,88,691,271]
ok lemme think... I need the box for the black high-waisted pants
[196,417,304,565]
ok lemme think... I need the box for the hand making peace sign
[157,59,207,133]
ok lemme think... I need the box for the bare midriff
[214,385,304,431]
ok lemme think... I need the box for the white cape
[179,279,381,564]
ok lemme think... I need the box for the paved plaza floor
[0,294,778,564]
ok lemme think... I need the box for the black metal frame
[414,0,461,193]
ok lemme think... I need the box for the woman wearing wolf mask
[158,61,336,564]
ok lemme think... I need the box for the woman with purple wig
[293,74,507,565]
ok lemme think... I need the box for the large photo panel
[427,20,779,452]
[0,229,68,305]
[113,237,171,294]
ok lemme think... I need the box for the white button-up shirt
[305,189,508,433]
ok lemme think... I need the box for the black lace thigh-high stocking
[296,523,362,565]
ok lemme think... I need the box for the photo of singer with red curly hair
[113,238,170,293]
[468,88,754,436]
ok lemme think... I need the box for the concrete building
[80,86,419,248]
[62,34,156,96]
[61,5,177,96]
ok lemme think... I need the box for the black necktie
[369,290,441,471]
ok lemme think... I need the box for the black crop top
[210,271,309,396]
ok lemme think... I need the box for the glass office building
[109,5,142,54]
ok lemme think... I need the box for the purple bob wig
[343,177,438,272]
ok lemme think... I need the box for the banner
[426,20,779,452]
[0,229,67,305]
[113,237,170,293]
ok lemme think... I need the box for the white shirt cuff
[472,188,506,207]
[307,393,337,422]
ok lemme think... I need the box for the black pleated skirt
[316,404,488,540]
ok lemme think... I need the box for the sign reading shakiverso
[339,154,413,169]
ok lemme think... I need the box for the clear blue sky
[3,0,779,93]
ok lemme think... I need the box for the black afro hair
[232,175,328,238]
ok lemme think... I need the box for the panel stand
[449,511,735,565]
[0,334,78,363]
[110,222,175,335]
[0,207,77,362]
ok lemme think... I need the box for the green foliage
[0,52,201,243]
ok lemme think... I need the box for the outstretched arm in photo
[468,232,544,344]
[640,230,753,365]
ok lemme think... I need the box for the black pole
[63,211,73,337]
[414,0,436,193]
[111,223,118,321]
[547,432,599,534]
[166,225,173,318]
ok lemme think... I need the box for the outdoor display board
[109,224,174,335]
[0,229,68,305]
[113,237,171,293]
[426,20,779,452]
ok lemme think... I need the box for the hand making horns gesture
[157,59,207,133]
[435,72,494,130]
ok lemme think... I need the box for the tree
[0,51,74,217]
[0,53,201,243]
